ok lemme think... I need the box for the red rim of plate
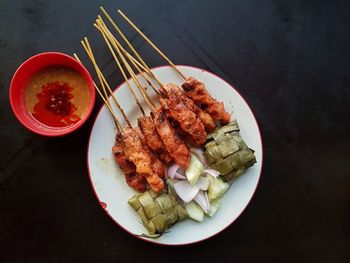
[86,65,264,246]
[9,52,96,137]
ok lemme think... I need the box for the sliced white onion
[173,180,199,203]
[194,191,210,214]
[195,176,210,191]
[205,191,210,207]
[167,164,186,179]
[203,168,220,178]
[174,173,187,180]
[190,147,207,166]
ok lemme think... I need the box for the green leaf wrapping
[205,120,257,181]
[128,189,188,235]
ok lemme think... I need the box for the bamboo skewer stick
[117,59,155,111]
[82,41,109,104]
[112,38,169,111]
[73,53,122,131]
[117,9,187,81]
[103,30,156,109]
[95,18,155,111]
[95,18,155,110]
[81,38,131,126]
[99,7,155,77]
[123,51,159,85]
[96,11,165,90]
[81,40,111,108]
[112,45,161,86]
[123,55,155,111]
[96,18,172,106]
[99,21,165,89]
[113,38,155,112]
[81,37,131,127]
[113,39,160,96]
[99,26,165,91]
[94,19,147,116]
[98,18,165,89]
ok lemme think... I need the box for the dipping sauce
[24,66,90,127]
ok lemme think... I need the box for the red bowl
[9,52,95,136]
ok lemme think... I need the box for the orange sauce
[25,67,90,127]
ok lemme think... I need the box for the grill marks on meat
[112,134,146,192]
[135,127,165,178]
[182,77,230,124]
[112,77,229,192]
[162,84,216,132]
[160,95,207,146]
[137,116,172,164]
[152,106,190,168]
[122,127,164,192]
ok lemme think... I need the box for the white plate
[87,65,263,245]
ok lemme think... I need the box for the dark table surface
[1,0,349,262]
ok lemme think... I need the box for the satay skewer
[96,16,216,136]
[94,19,173,165]
[117,9,187,81]
[100,21,217,132]
[113,38,191,168]
[115,40,208,146]
[98,22,190,167]
[74,50,147,192]
[102,36,170,177]
[82,38,165,192]
[96,10,215,145]
[113,11,231,125]
[94,25,167,183]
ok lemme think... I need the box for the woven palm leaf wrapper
[128,189,188,236]
[204,119,256,182]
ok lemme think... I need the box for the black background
[1,0,349,262]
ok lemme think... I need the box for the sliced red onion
[167,164,186,179]
[168,164,180,179]
[190,147,207,167]
[195,176,210,191]
[203,168,220,178]
[173,180,199,203]
[194,191,210,214]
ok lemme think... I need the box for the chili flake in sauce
[24,67,90,127]
[31,81,80,127]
